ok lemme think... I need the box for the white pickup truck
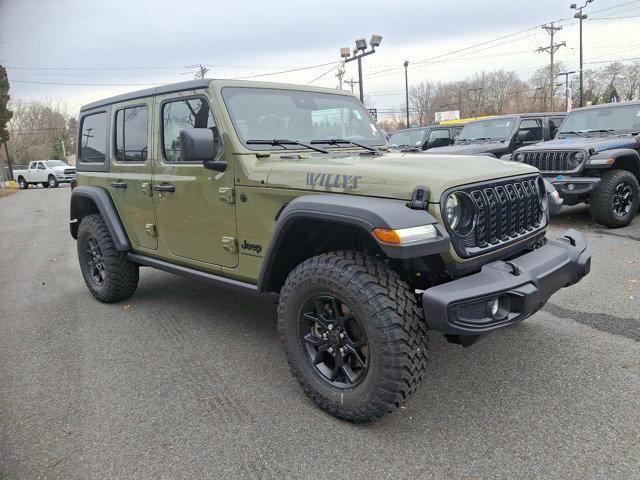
[13,160,76,189]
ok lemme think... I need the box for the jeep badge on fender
[70,78,591,422]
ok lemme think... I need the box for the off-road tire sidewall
[278,251,428,422]
[48,176,59,188]
[41,182,50,188]
[77,214,139,303]
[18,177,27,189]
[590,170,639,228]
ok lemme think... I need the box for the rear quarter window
[79,112,107,163]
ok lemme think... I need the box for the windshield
[222,87,386,150]
[559,104,640,134]
[456,118,516,141]
[388,129,428,147]
[45,160,66,167]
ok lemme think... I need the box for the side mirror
[179,128,226,172]
[515,130,529,143]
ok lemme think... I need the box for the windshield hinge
[218,187,235,204]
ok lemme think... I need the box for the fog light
[487,295,510,320]
[567,183,575,191]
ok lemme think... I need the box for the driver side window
[516,118,543,143]
[37,162,46,170]
[162,97,221,163]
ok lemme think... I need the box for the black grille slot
[447,175,545,258]
[64,168,76,175]
[521,151,577,173]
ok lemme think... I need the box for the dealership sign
[434,110,460,123]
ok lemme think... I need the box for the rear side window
[79,112,107,163]
[517,118,543,142]
[162,97,220,162]
[115,106,148,162]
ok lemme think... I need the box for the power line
[231,61,338,80]
[306,62,341,85]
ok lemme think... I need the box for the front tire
[278,251,428,422]
[590,170,639,228]
[77,214,139,303]
[18,177,28,189]
[41,182,50,188]
[48,175,59,188]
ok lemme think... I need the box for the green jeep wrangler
[70,79,591,422]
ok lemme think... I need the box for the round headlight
[444,193,475,235]
[568,151,585,167]
[444,194,461,230]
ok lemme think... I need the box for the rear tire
[48,175,59,188]
[590,170,639,228]
[77,214,139,303]
[278,251,428,422]
[18,177,28,189]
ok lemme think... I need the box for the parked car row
[394,102,639,228]
[12,160,76,189]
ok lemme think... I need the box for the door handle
[153,183,175,193]
[111,181,128,189]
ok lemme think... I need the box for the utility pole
[535,23,565,111]
[335,63,345,90]
[571,1,593,107]
[557,71,576,111]
[404,60,409,128]
[344,78,359,94]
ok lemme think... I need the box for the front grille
[452,175,545,257]
[519,151,579,173]
[64,168,76,175]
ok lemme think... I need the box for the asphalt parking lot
[1,187,639,479]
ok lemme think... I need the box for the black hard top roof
[570,100,640,112]
[80,79,210,111]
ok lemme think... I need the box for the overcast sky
[1,0,639,115]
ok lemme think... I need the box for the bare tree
[7,98,77,166]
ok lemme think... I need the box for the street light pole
[571,1,593,107]
[340,35,383,104]
[404,60,409,128]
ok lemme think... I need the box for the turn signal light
[373,225,438,245]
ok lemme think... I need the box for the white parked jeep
[13,160,76,189]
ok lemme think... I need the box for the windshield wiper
[310,138,380,153]
[246,139,328,154]
[584,129,616,135]
[559,131,584,137]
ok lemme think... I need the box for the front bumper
[422,229,590,334]
[545,175,601,197]
[55,175,76,182]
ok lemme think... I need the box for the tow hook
[444,334,482,347]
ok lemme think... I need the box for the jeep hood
[517,135,640,153]
[263,151,538,202]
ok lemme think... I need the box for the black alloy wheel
[299,295,369,388]
[85,236,106,286]
[613,181,633,217]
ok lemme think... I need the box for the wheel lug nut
[339,347,344,353]
[328,324,334,330]
[328,347,333,353]
[322,333,327,339]
[339,333,345,338]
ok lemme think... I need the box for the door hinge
[145,223,157,237]
[221,236,238,253]
[141,182,152,196]
[218,187,235,204]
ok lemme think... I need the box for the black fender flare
[257,194,449,292]
[70,186,131,251]
[587,147,640,168]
